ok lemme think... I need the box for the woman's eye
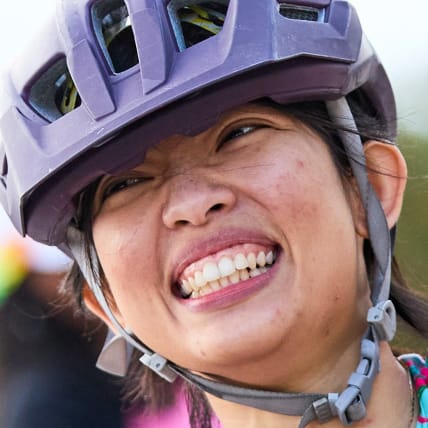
[224,125,257,141]
[103,177,149,199]
[217,125,262,151]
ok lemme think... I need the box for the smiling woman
[1,1,428,428]
[92,101,374,376]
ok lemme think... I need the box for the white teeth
[199,285,212,296]
[220,277,230,287]
[234,253,248,270]
[230,271,240,284]
[194,271,207,288]
[218,257,235,277]
[179,249,277,298]
[249,268,262,278]
[239,269,250,281]
[203,262,220,282]
[210,280,221,291]
[188,277,198,291]
[256,251,266,267]
[247,252,257,270]
[181,280,193,296]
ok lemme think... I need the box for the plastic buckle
[313,393,339,423]
[335,338,379,425]
[335,387,364,426]
[140,353,178,383]
[367,300,396,341]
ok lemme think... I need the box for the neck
[206,343,414,428]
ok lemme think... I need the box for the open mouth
[176,243,277,299]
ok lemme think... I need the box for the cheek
[260,147,360,299]
[93,219,167,338]
[93,214,159,304]
[252,153,326,225]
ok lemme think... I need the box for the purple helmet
[0,2,399,425]
[0,0,395,253]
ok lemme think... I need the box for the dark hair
[63,96,428,428]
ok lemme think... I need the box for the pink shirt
[125,391,222,428]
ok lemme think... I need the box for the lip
[179,249,282,312]
[171,227,278,285]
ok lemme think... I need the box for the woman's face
[92,104,371,390]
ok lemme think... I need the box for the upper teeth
[179,250,275,298]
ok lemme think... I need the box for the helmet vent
[92,0,139,74]
[1,154,7,181]
[278,4,324,22]
[168,1,229,51]
[0,140,8,188]
[28,58,82,123]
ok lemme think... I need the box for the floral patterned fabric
[400,354,428,427]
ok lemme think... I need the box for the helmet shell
[0,0,396,252]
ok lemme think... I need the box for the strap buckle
[367,300,396,341]
[140,353,178,383]
[312,393,339,423]
[334,337,379,425]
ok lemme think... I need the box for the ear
[82,283,125,334]
[364,140,407,230]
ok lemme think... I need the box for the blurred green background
[394,133,428,353]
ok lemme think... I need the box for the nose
[162,173,236,229]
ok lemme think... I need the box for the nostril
[210,203,224,212]
[162,183,236,229]
[172,204,224,227]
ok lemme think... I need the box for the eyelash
[217,125,263,150]
[103,176,149,199]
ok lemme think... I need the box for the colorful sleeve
[400,354,428,427]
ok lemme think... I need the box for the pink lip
[171,227,278,285]
[179,250,281,312]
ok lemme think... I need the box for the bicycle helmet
[0,1,397,426]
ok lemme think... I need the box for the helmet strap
[67,225,178,382]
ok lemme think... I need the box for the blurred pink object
[125,390,222,428]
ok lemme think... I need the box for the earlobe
[364,140,407,230]
[82,284,132,377]
[82,283,125,333]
